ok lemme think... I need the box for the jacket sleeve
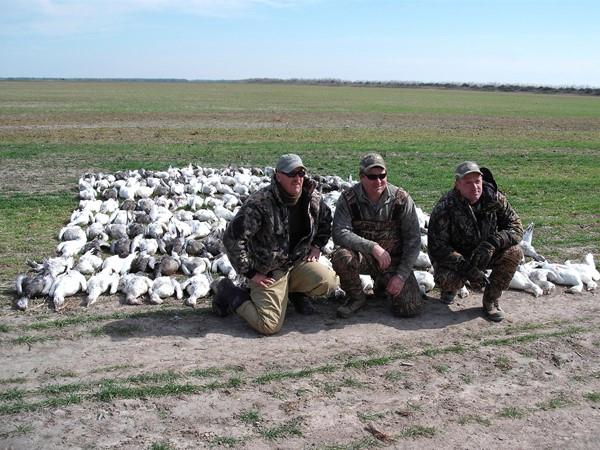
[394,195,421,280]
[222,201,264,278]
[332,193,376,255]
[489,193,523,249]
[312,199,333,250]
[427,202,468,271]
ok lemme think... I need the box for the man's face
[455,172,483,204]
[359,166,388,199]
[275,167,305,196]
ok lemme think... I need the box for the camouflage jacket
[427,182,523,271]
[332,183,421,280]
[223,176,332,278]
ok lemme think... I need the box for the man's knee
[314,270,339,297]
[331,248,359,274]
[490,245,523,290]
[252,314,283,335]
[391,273,423,317]
[495,245,523,270]
[433,265,465,292]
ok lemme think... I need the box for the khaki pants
[236,260,338,335]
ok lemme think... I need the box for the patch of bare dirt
[0,287,599,449]
[2,111,600,132]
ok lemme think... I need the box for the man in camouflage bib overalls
[428,161,523,322]
[331,153,423,318]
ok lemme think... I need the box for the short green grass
[583,392,600,402]
[1,82,599,286]
[209,435,244,447]
[457,414,492,426]
[357,410,387,422]
[321,436,382,450]
[536,393,573,411]
[238,408,261,425]
[497,406,527,419]
[259,417,303,440]
[148,442,175,450]
[398,425,436,439]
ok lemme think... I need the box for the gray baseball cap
[359,153,386,173]
[455,161,482,180]
[276,154,305,173]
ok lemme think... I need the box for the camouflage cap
[359,152,386,173]
[455,161,482,180]
[276,154,305,173]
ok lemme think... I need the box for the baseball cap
[455,161,482,180]
[359,153,386,173]
[276,154,305,173]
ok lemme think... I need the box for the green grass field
[1,81,599,287]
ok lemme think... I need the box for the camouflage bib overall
[335,189,423,317]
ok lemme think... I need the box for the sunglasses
[280,169,306,178]
[363,172,387,180]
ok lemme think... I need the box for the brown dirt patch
[0,288,599,448]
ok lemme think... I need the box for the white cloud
[0,0,307,36]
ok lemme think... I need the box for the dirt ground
[1,285,599,449]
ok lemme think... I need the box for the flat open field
[1,81,600,449]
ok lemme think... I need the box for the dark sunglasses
[364,172,387,180]
[280,169,306,178]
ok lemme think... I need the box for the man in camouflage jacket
[331,153,423,318]
[428,161,523,322]
[214,154,338,335]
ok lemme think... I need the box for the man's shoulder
[341,183,362,201]
[246,184,275,206]
[387,184,411,202]
[431,190,458,213]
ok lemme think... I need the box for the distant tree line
[2,77,599,96]
[242,78,600,96]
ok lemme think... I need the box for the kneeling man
[428,161,523,321]
[331,153,423,318]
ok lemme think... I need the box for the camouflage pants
[331,248,423,317]
[433,244,523,304]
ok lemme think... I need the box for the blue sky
[1,0,599,86]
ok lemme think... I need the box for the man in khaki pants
[213,154,338,335]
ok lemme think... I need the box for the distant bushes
[2,77,599,96]
[242,78,600,96]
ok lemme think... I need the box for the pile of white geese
[14,164,599,311]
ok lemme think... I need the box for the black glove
[470,241,495,271]
[461,263,490,288]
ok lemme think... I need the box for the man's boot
[482,295,505,322]
[483,300,504,322]
[212,278,250,317]
[440,290,457,305]
[337,294,367,318]
[289,292,316,315]
[482,284,505,322]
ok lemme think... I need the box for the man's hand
[462,265,489,288]
[251,273,275,289]
[304,246,321,262]
[386,275,406,297]
[372,244,391,271]
[470,241,495,271]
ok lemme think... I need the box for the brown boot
[482,285,505,322]
[483,298,505,322]
[337,295,367,318]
